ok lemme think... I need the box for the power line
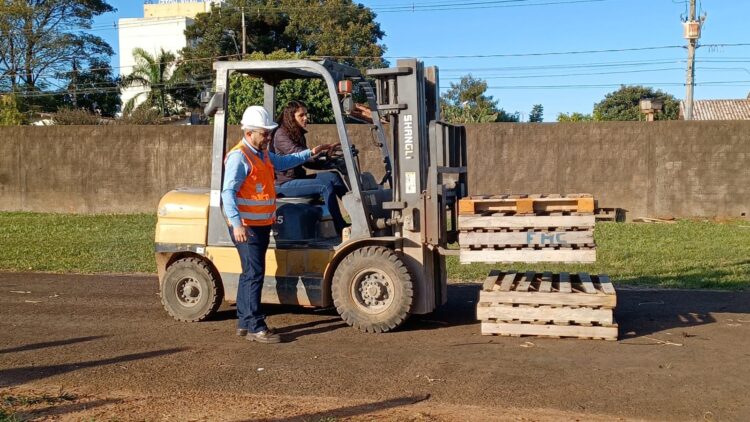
[440,80,750,90]
[439,58,688,73]
[369,0,617,12]
[1,0,620,36]
[443,67,687,80]
[10,75,750,99]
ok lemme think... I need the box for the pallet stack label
[458,194,596,264]
[477,271,618,340]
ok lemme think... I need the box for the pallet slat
[459,195,595,215]
[458,215,595,230]
[517,271,535,292]
[498,272,517,291]
[597,274,616,295]
[460,249,596,264]
[479,290,616,308]
[459,230,594,246]
[481,321,618,341]
[477,304,614,325]
[558,272,571,293]
[578,272,597,294]
[482,270,501,291]
[540,272,553,293]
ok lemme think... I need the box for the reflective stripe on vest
[239,211,274,220]
[236,198,275,206]
[226,140,277,227]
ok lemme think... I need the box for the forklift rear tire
[332,246,413,333]
[161,257,222,322]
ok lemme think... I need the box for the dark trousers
[276,172,348,233]
[230,225,271,333]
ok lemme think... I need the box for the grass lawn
[0,212,748,289]
[0,213,156,274]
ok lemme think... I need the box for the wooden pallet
[477,271,617,340]
[459,194,595,216]
[595,207,626,222]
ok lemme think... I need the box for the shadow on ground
[14,399,123,420]
[250,394,431,422]
[0,336,108,355]
[202,283,750,341]
[0,348,187,388]
[615,288,750,339]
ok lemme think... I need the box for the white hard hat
[240,106,278,131]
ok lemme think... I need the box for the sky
[93,0,750,121]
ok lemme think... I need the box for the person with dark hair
[271,100,348,235]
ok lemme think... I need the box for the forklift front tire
[332,246,413,333]
[161,257,222,322]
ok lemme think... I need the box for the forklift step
[458,194,595,215]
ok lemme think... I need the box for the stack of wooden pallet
[594,207,625,222]
[477,270,617,340]
[458,194,596,264]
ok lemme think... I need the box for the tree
[179,0,387,79]
[593,85,680,121]
[0,1,115,91]
[52,108,101,125]
[529,104,543,122]
[121,48,185,116]
[179,0,293,80]
[280,0,387,70]
[63,59,120,117]
[440,75,518,124]
[0,94,25,125]
[557,112,594,122]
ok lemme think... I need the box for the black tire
[161,257,222,322]
[332,246,413,333]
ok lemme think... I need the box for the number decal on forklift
[276,215,284,225]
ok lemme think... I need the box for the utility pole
[683,0,705,121]
[70,59,78,108]
[241,7,247,57]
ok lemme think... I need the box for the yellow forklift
[154,58,467,332]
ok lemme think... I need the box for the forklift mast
[368,59,468,313]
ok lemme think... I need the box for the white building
[118,0,223,113]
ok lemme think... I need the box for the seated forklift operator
[270,100,349,235]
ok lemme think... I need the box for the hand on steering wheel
[327,143,344,158]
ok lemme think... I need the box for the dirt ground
[1,272,749,421]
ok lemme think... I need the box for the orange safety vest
[225,140,277,227]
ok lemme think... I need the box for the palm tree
[120,48,181,116]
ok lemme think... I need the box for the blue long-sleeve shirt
[222,137,312,228]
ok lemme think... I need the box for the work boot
[236,327,275,336]
[246,329,281,344]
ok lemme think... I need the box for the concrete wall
[463,122,750,218]
[1,122,748,217]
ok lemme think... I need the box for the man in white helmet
[222,105,331,343]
